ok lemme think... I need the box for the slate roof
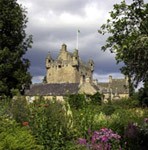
[98,79,129,94]
[110,79,128,94]
[25,83,79,96]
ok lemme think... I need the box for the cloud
[18,0,138,83]
[32,76,44,83]
[93,72,124,82]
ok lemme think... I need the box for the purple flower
[78,138,87,145]
[78,128,122,149]
[101,136,108,142]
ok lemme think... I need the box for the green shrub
[9,96,30,123]
[138,82,148,107]
[0,116,42,150]
[101,104,116,116]
[0,96,11,116]
[28,97,73,150]
[87,92,102,105]
[124,118,148,150]
[66,94,86,109]
[70,103,102,139]
[111,97,139,109]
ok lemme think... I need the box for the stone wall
[46,44,94,84]
[46,64,80,83]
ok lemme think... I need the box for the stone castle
[26,43,129,101]
[45,43,94,84]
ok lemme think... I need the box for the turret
[61,43,67,52]
[46,52,53,69]
[72,49,79,66]
[88,59,94,72]
[58,43,68,60]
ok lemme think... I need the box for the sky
[17,0,147,83]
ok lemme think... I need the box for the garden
[0,93,148,150]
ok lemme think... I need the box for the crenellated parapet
[46,44,94,83]
[72,49,79,67]
[46,52,54,69]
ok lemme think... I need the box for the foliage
[124,118,148,150]
[0,116,42,150]
[9,96,30,123]
[72,104,100,138]
[28,97,73,150]
[0,96,11,116]
[1,95,148,149]
[0,0,32,96]
[138,82,148,106]
[98,0,148,86]
[87,92,102,105]
[101,104,116,116]
[111,97,139,109]
[67,94,87,109]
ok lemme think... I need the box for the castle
[45,43,94,84]
[26,44,129,101]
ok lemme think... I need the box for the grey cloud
[25,50,47,76]
[19,0,131,82]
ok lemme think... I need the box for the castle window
[58,65,61,68]
[48,60,51,63]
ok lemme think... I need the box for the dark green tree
[98,0,148,88]
[0,0,32,96]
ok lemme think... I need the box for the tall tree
[98,0,148,88]
[0,0,32,96]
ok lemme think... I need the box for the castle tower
[72,49,79,66]
[58,43,68,60]
[46,44,94,84]
[46,52,53,69]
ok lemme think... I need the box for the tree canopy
[0,0,32,96]
[98,0,148,87]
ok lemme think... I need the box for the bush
[0,96,11,116]
[0,116,42,150]
[101,104,116,116]
[66,94,86,109]
[87,92,102,105]
[111,97,139,109]
[9,96,30,123]
[124,118,148,150]
[138,82,148,107]
[28,97,73,150]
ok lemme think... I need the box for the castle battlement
[45,44,94,83]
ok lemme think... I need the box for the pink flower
[78,138,87,145]
[101,136,108,142]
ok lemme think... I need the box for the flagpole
[76,29,80,50]
[76,30,79,50]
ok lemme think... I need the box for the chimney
[109,75,112,83]
[61,43,67,52]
